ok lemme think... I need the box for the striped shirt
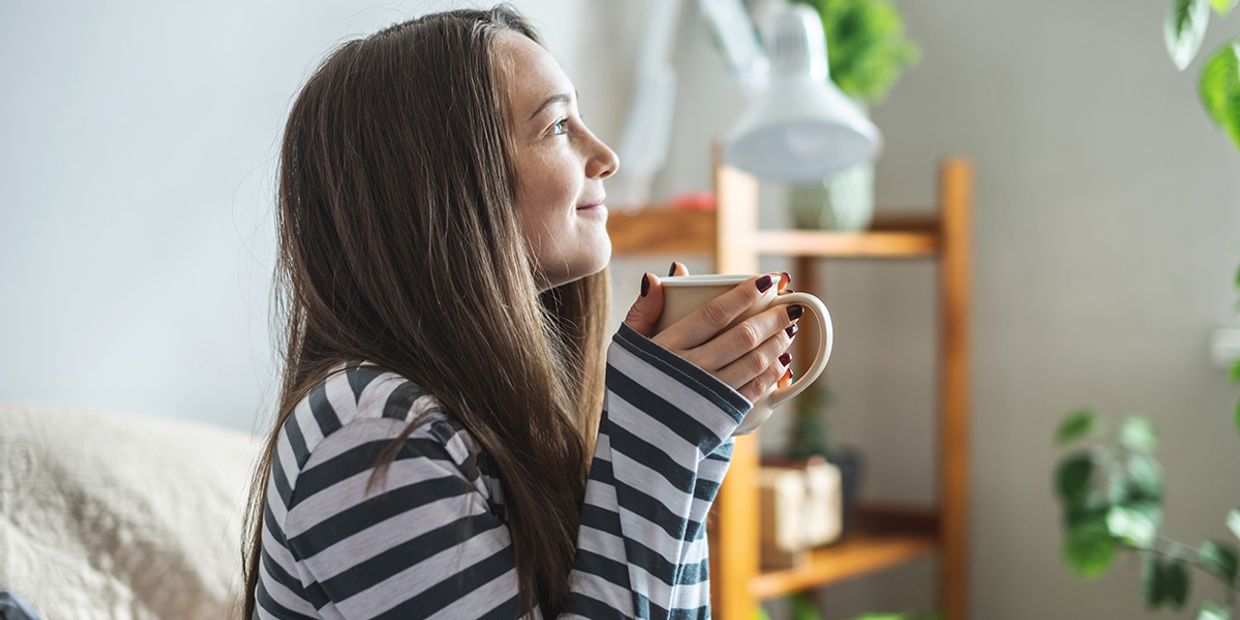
[253,322,752,619]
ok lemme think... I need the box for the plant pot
[789,164,876,231]
[827,445,864,537]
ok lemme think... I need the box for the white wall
[0,0,604,435]
[4,1,1240,618]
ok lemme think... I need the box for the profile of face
[494,32,620,292]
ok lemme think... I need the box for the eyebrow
[528,90,578,121]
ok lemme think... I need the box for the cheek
[518,154,580,215]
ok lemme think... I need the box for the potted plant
[1049,3,1240,616]
[784,0,920,231]
[782,379,865,538]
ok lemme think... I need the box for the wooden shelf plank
[752,230,938,258]
[607,209,715,255]
[607,208,940,258]
[749,531,939,600]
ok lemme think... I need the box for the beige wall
[602,1,1240,618]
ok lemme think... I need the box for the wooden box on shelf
[757,456,843,571]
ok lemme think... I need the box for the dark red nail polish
[756,275,773,293]
[787,305,804,320]
[641,274,650,297]
[668,262,677,277]
[786,324,799,338]
[779,352,792,366]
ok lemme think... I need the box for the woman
[240,5,801,619]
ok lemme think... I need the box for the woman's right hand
[623,262,800,403]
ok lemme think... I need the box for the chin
[541,250,611,292]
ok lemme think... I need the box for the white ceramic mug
[654,274,834,436]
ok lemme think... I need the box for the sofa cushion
[0,404,261,619]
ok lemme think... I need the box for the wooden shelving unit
[606,157,972,620]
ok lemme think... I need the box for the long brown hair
[239,6,610,617]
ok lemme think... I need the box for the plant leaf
[1167,0,1211,70]
[1056,409,1099,446]
[1119,416,1158,453]
[1210,0,1237,15]
[1164,559,1191,609]
[1055,453,1094,502]
[1142,555,1166,609]
[1126,453,1165,502]
[1196,600,1230,620]
[789,592,820,620]
[1064,517,1118,578]
[1107,505,1158,547]
[1227,509,1240,540]
[1200,39,1240,152]
[1230,360,1240,385]
[1198,539,1239,583]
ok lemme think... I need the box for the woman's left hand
[666,261,796,389]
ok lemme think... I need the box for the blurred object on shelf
[758,455,843,570]
[669,190,716,211]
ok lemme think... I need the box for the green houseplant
[1051,3,1240,603]
[791,0,920,105]
[1166,0,1240,151]
[786,0,919,232]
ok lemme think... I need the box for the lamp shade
[722,4,882,182]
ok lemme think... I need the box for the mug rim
[660,273,763,286]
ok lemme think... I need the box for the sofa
[0,404,262,619]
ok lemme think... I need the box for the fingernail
[787,305,804,320]
[779,352,792,366]
[756,274,773,293]
[779,272,791,289]
[786,324,799,338]
[641,274,650,297]
[668,262,678,277]
[785,368,794,381]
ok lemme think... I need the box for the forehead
[493,31,572,115]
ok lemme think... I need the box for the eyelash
[551,118,570,137]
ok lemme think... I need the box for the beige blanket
[0,404,262,619]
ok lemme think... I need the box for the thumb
[623,272,665,338]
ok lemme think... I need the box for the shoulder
[274,360,503,510]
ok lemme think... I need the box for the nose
[587,136,620,180]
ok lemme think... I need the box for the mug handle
[764,292,834,409]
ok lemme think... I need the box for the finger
[690,300,801,372]
[712,322,795,387]
[667,261,691,277]
[622,272,666,338]
[777,271,791,292]
[739,356,794,403]
[778,367,793,389]
[655,273,780,350]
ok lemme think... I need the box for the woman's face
[495,32,620,292]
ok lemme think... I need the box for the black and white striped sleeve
[279,322,752,619]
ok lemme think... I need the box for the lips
[577,198,606,209]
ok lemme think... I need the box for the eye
[551,118,569,136]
